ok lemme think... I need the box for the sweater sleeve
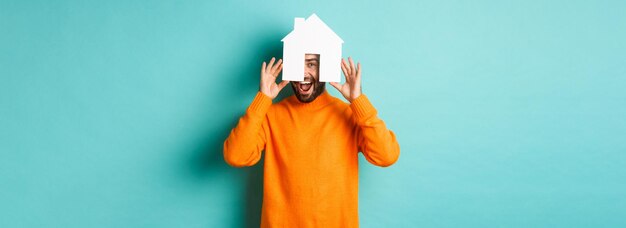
[223,92,272,167]
[350,94,400,167]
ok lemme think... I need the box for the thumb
[277,80,290,91]
[329,82,342,91]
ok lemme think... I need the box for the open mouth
[295,78,314,94]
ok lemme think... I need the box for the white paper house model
[281,14,344,82]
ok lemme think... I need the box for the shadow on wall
[186,29,291,228]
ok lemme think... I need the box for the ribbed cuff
[247,92,272,116]
[350,94,377,121]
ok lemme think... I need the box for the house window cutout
[304,53,320,78]
[281,14,343,82]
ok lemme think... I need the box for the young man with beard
[224,54,400,227]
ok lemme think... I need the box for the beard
[291,80,326,103]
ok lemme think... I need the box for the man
[223,54,400,227]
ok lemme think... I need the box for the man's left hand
[330,57,362,102]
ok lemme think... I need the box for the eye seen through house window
[304,54,320,72]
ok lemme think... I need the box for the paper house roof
[281,14,344,82]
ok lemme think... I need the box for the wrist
[259,88,273,99]
[248,91,273,116]
[349,94,377,121]
[349,92,362,103]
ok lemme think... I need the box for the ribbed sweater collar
[287,90,335,110]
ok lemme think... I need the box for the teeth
[301,81,311,84]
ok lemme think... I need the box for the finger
[262,61,266,73]
[340,60,350,78]
[342,58,351,76]
[329,82,342,91]
[267,57,276,72]
[355,62,362,85]
[277,80,290,91]
[271,59,282,74]
[271,61,282,77]
[273,62,283,77]
[341,59,352,83]
[348,57,356,76]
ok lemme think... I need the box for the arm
[331,57,400,167]
[351,94,400,167]
[223,57,289,167]
[223,92,271,167]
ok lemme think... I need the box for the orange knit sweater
[223,90,400,227]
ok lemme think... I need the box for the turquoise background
[1,0,625,227]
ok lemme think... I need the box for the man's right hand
[259,57,290,99]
